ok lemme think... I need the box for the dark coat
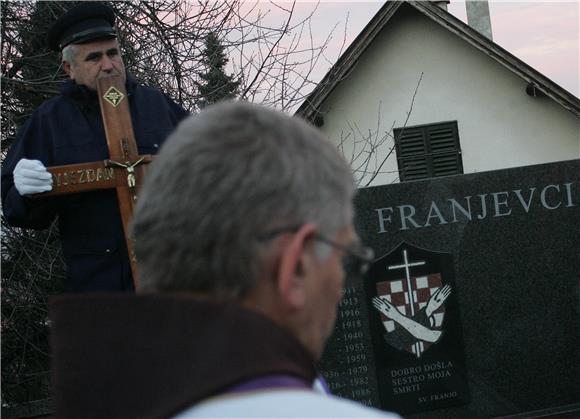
[1,75,189,292]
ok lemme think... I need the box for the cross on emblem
[388,249,426,318]
[386,249,427,357]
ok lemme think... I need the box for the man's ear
[63,61,72,78]
[276,223,317,309]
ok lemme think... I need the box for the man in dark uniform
[1,3,189,292]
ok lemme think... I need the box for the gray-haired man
[50,101,399,418]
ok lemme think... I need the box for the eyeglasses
[258,226,375,286]
[313,234,374,284]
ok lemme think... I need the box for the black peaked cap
[47,2,116,51]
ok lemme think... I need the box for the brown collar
[50,293,317,419]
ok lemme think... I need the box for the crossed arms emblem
[373,284,452,349]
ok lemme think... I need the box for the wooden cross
[31,74,152,289]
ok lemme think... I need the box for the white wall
[318,8,580,187]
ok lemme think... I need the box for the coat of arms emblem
[365,242,455,359]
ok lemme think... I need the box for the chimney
[431,0,450,11]
[466,0,493,40]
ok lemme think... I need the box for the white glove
[13,158,53,196]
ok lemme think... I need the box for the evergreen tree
[195,31,239,108]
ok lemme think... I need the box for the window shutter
[428,123,462,177]
[396,129,429,181]
[394,121,462,181]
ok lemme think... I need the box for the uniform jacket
[1,75,189,291]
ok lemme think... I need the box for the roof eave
[295,2,403,120]
[296,1,580,120]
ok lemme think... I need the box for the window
[394,121,463,181]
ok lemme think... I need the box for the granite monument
[319,159,580,418]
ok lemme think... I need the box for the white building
[296,1,580,187]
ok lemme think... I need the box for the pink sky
[278,1,579,97]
